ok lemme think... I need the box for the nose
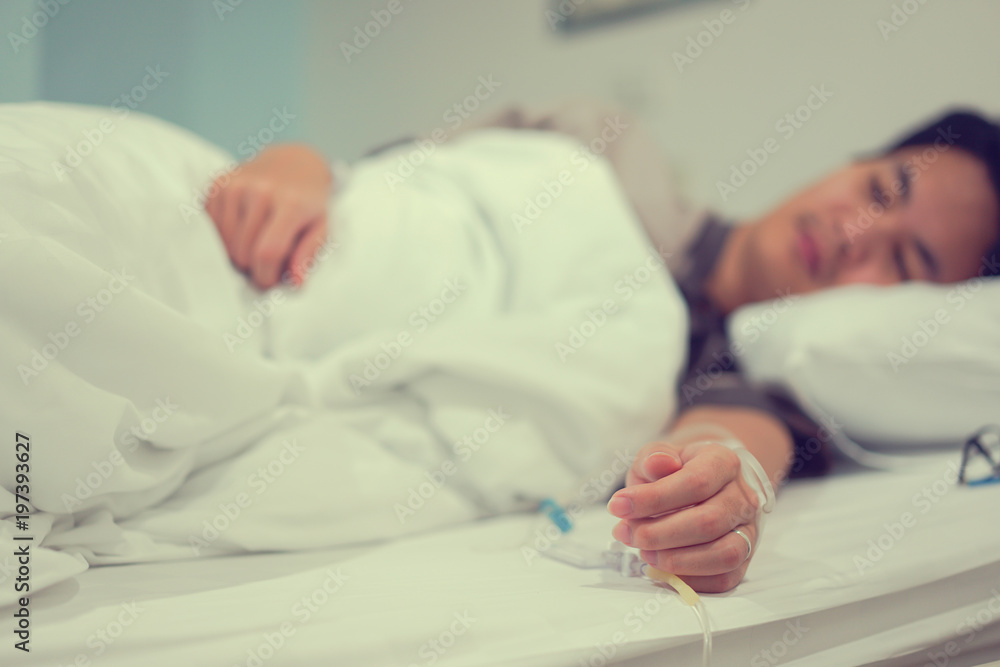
[834,210,906,275]
[830,208,864,269]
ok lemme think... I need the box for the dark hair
[881,109,1000,277]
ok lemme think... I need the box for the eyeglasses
[958,425,1000,486]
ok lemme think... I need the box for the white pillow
[728,277,1000,452]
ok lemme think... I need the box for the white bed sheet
[12,451,1000,667]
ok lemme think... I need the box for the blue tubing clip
[539,497,573,533]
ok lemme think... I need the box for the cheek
[752,227,815,295]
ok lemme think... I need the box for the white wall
[302,0,1000,221]
[5,0,997,223]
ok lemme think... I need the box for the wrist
[666,422,776,515]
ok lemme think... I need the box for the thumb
[641,449,684,480]
[628,442,684,485]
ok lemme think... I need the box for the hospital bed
[24,451,1000,666]
[5,103,1000,667]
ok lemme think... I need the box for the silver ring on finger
[732,527,752,565]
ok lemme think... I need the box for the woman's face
[741,145,999,301]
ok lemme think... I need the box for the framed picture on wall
[550,0,712,32]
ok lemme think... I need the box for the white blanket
[0,104,688,607]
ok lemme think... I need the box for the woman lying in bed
[202,104,1000,593]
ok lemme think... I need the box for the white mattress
[17,451,1000,667]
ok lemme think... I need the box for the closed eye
[870,175,890,208]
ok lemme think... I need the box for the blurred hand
[204,144,333,290]
[607,439,762,593]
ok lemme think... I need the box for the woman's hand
[607,439,762,593]
[204,144,333,290]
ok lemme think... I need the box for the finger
[611,445,740,519]
[614,502,735,551]
[626,450,684,488]
[612,480,750,550]
[285,217,328,287]
[610,452,681,518]
[625,442,683,486]
[233,190,272,271]
[638,523,756,576]
[250,205,314,289]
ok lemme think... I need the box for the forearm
[666,405,794,490]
